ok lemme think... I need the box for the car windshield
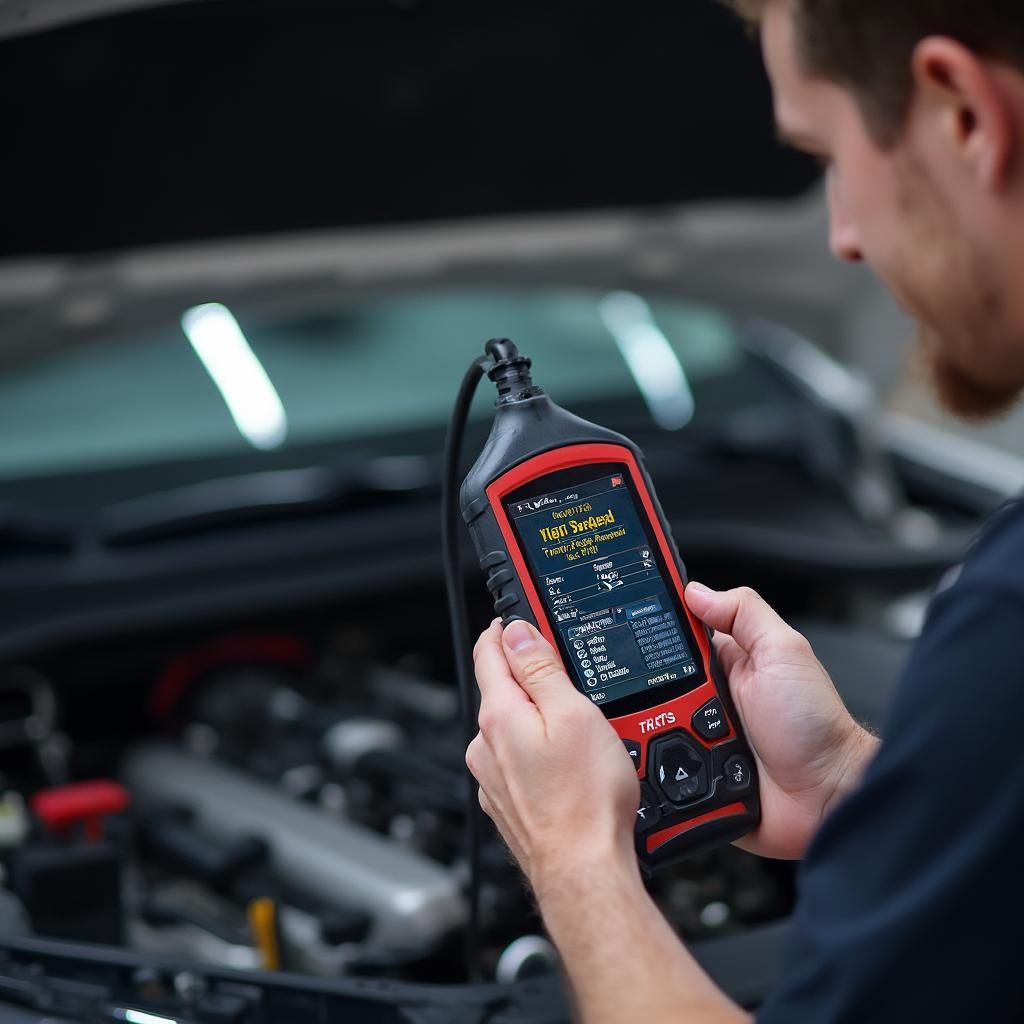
[0,288,745,481]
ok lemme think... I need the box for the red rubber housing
[485,443,747,852]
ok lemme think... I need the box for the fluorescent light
[120,1010,178,1024]
[599,291,695,430]
[181,303,288,450]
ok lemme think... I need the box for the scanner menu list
[508,469,699,706]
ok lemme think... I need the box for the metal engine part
[495,935,560,984]
[121,743,467,954]
[321,718,404,772]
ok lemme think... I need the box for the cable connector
[484,338,544,405]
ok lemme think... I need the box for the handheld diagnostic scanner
[460,340,760,873]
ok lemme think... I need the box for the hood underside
[0,0,817,259]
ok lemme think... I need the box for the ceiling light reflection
[181,302,288,450]
[599,291,695,430]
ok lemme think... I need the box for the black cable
[442,354,490,983]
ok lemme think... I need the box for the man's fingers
[471,618,503,665]
[473,619,532,715]
[466,731,511,801]
[500,620,578,709]
[478,785,494,818]
[686,582,801,659]
[711,632,746,679]
[465,732,486,780]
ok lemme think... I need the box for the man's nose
[826,175,863,263]
[829,217,864,263]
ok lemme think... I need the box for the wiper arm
[0,503,76,555]
[98,457,437,546]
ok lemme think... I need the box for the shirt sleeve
[757,582,1024,1023]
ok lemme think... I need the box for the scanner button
[622,740,642,773]
[636,784,661,832]
[723,755,752,794]
[486,568,515,592]
[691,698,728,742]
[480,551,508,571]
[653,738,708,806]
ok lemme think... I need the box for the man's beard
[887,150,1024,421]
[916,323,1023,421]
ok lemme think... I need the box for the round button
[622,740,642,772]
[723,755,752,793]
[636,784,661,833]
[691,698,728,742]
[653,737,708,805]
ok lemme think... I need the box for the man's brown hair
[724,0,1024,145]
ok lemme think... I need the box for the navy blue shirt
[759,500,1024,1022]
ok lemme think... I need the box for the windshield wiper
[0,504,76,556]
[97,457,437,547]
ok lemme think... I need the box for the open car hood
[0,0,817,258]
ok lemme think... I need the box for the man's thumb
[501,620,575,705]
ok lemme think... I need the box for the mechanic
[465,1,1024,1020]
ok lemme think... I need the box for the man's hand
[685,582,878,860]
[466,617,638,890]
[467,616,749,1024]
[465,592,876,1023]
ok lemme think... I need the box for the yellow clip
[247,897,281,971]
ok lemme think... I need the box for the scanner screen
[506,464,705,714]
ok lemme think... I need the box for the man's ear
[911,36,1015,191]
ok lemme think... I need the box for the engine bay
[0,585,804,982]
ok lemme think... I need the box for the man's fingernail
[503,620,538,652]
[687,581,714,596]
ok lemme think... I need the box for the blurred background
[0,1,1020,1021]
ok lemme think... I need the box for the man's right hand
[685,582,879,860]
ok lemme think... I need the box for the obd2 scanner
[450,340,760,875]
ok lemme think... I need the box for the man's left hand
[466,617,639,891]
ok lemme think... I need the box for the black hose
[442,355,489,982]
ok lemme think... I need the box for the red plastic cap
[32,779,131,841]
